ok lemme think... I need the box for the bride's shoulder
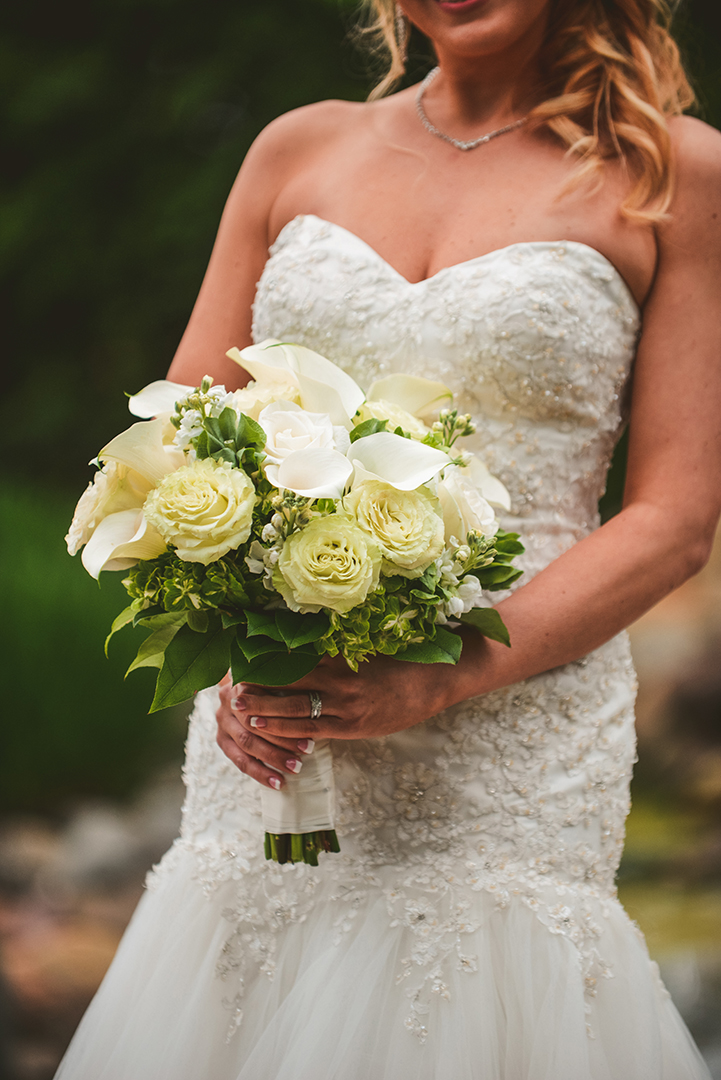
[658,117,721,253]
[668,115,721,173]
[667,116,721,204]
[247,98,378,163]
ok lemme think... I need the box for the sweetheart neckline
[275,213,641,316]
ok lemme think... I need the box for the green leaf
[397,628,463,665]
[235,634,289,661]
[494,537,525,556]
[132,603,165,626]
[218,406,239,441]
[194,431,210,459]
[187,608,210,633]
[221,610,247,629]
[477,565,522,586]
[230,640,321,686]
[236,412,266,449]
[126,621,184,675]
[212,447,236,465]
[137,611,188,632]
[460,607,511,647]
[480,568,524,591]
[104,602,138,656]
[150,623,232,712]
[246,610,284,642]
[275,609,330,649]
[349,417,388,443]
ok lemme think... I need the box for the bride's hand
[215,654,458,788]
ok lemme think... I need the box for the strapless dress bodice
[252,214,640,579]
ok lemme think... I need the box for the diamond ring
[308,691,322,720]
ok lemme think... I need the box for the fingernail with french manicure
[268,776,281,790]
[286,759,303,774]
[250,716,266,729]
[297,739,315,755]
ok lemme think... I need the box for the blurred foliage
[0,0,719,811]
[0,479,188,812]
[1,0,366,488]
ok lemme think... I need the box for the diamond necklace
[415,67,528,151]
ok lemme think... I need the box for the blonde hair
[361,0,694,222]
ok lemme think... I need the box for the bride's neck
[429,37,545,129]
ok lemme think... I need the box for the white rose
[259,401,350,488]
[274,514,381,614]
[354,399,429,439]
[65,461,154,555]
[143,458,256,564]
[232,376,301,420]
[344,481,444,577]
[437,465,499,543]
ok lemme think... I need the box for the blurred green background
[1,1,721,1073]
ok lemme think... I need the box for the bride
[56,0,721,1077]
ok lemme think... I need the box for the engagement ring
[309,691,323,720]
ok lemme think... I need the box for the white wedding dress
[55,214,711,1080]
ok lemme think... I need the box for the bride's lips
[434,0,489,12]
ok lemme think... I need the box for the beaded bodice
[253,215,639,580]
[149,215,642,1039]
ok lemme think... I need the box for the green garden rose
[143,457,255,564]
[345,480,444,577]
[274,514,381,614]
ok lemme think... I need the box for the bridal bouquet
[66,340,523,864]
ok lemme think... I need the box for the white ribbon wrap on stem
[260,739,335,833]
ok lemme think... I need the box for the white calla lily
[128,380,194,419]
[81,509,167,578]
[464,455,511,511]
[273,448,354,499]
[366,374,453,421]
[99,418,186,487]
[349,431,449,491]
[437,467,498,543]
[228,339,364,426]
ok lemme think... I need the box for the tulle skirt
[55,844,710,1080]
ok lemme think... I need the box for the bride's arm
[219,117,721,784]
[165,102,348,389]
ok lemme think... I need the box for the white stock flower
[173,408,204,450]
[274,514,381,614]
[437,465,499,543]
[436,574,486,624]
[245,539,279,588]
[344,481,444,577]
[65,461,154,556]
[143,457,256,564]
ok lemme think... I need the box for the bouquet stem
[260,739,338,864]
[264,830,341,866]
